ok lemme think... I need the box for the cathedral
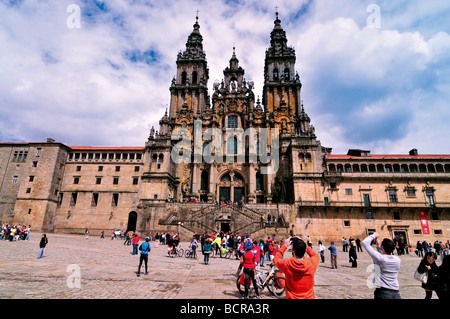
[1,13,449,243]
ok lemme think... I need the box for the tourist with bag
[416,251,439,299]
[136,237,151,277]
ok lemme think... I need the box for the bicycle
[236,263,285,298]
[168,244,184,258]
[223,247,239,259]
[217,246,232,258]
[184,247,198,259]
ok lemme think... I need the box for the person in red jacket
[268,239,276,262]
[273,236,320,299]
[240,239,261,299]
[131,233,140,255]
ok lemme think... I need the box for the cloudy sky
[1,0,449,155]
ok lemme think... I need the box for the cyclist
[189,237,198,258]
[240,238,261,299]
[167,234,174,257]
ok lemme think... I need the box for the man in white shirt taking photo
[362,232,401,299]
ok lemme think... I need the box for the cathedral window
[192,71,198,84]
[256,172,263,191]
[181,71,187,85]
[226,136,238,155]
[221,173,231,182]
[201,171,209,191]
[284,68,290,80]
[228,115,238,128]
[273,68,279,81]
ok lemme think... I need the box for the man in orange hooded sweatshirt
[273,236,320,299]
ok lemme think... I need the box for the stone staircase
[158,203,289,238]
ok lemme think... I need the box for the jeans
[204,251,210,264]
[260,254,265,267]
[132,244,138,255]
[37,248,44,258]
[374,288,401,299]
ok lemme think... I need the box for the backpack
[139,242,150,252]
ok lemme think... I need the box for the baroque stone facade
[1,14,449,243]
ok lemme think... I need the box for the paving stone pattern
[0,233,441,299]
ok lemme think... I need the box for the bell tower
[168,14,210,128]
[262,11,302,137]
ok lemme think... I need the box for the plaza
[0,233,440,299]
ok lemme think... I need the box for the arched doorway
[127,211,137,232]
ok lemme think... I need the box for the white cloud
[0,0,449,156]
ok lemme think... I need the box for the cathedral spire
[268,11,292,58]
[180,13,205,60]
[229,45,239,70]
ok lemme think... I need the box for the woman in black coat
[417,252,439,299]
[349,241,357,268]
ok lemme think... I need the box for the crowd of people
[4,221,448,300]
[101,227,450,300]
[0,224,31,241]
[165,197,245,208]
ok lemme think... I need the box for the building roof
[0,142,144,151]
[68,146,145,151]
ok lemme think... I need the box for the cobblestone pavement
[0,233,442,299]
